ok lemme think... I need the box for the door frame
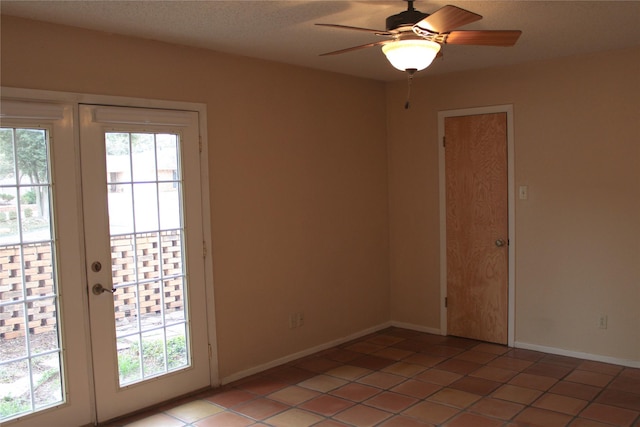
[1,86,219,424]
[437,105,516,347]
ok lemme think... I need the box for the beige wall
[387,47,640,362]
[2,14,638,379]
[0,16,390,379]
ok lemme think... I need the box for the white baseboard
[221,324,638,386]
[515,341,640,369]
[389,321,442,336]
[220,321,392,385]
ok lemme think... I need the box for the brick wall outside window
[0,231,185,340]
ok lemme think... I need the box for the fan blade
[315,23,393,36]
[320,40,390,56]
[445,30,522,46]
[415,5,482,34]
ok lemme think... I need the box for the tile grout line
[115,327,639,427]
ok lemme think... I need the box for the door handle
[92,283,116,295]
[495,239,506,247]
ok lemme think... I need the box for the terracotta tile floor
[103,328,640,427]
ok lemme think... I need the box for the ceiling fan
[316,1,522,75]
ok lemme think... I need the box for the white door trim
[1,86,219,422]
[437,105,516,347]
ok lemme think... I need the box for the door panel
[80,105,210,422]
[445,113,508,344]
[0,102,92,426]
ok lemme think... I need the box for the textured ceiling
[2,1,639,82]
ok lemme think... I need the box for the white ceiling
[2,1,639,82]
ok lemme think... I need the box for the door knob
[495,239,506,247]
[92,283,116,295]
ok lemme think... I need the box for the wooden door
[444,112,508,344]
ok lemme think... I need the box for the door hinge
[199,135,203,154]
[208,343,213,359]
[203,240,207,259]
[444,297,448,308]
[443,136,446,147]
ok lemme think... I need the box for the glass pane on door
[0,127,63,421]
[105,132,189,387]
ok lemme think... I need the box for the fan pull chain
[404,68,417,109]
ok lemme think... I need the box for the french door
[80,105,210,423]
[0,99,211,426]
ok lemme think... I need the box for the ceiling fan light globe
[382,40,441,72]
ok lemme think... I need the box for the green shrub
[21,190,36,205]
[118,352,141,383]
[0,395,30,420]
[117,335,188,384]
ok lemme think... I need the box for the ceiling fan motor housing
[386,9,428,31]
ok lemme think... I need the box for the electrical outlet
[288,313,297,329]
[296,312,304,327]
[519,185,528,200]
[289,312,304,329]
[598,314,608,329]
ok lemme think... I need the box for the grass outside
[0,333,188,420]
[0,332,62,421]
[118,335,188,386]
